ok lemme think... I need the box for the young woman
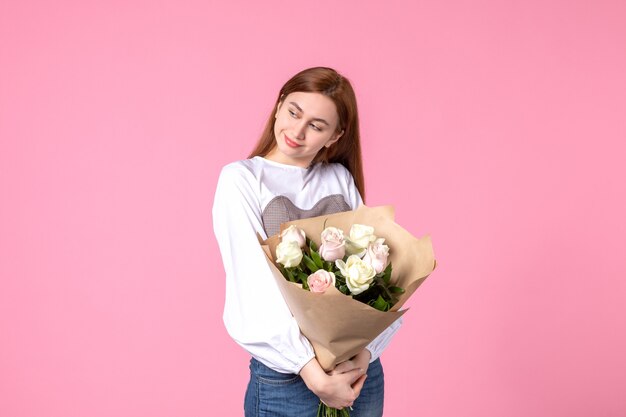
[212,67,402,417]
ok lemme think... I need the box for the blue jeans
[244,357,384,417]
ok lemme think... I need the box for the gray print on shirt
[262,194,351,237]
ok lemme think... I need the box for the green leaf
[297,271,309,284]
[278,265,290,282]
[382,263,393,284]
[302,254,319,272]
[309,239,318,252]
[284,268,296,282]
[371,295,389,312]
[310,249,324,269]
[389,286,405,294]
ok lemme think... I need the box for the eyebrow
[288,102,330,126]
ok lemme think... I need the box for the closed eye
[288,106,324,131]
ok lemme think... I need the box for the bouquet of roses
[259,205,436,417]
[275,222,405,312]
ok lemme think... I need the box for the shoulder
[316,161,353,183]
[213,159,264,212]
[217,158,260,187]
[317,162,362,207]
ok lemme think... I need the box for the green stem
[317,401,350,417]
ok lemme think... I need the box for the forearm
[299,357,330,393]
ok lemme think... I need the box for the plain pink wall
[1,0,625,416]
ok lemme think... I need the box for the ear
[275,101,282,118]
[275,94,285,118]
[325,129,344,148]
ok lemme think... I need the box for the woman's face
[265,91,344,168]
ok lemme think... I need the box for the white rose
[280,225,306,248]
[276,240,303,268]
[345,224,377,256]
[335,254,376,295]
[362,238,390,274]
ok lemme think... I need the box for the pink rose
[307,270,336,293]
[280,225,306,248]
[362,238,390,274]
[318,227,346,262]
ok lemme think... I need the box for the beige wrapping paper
[260,205,436,371]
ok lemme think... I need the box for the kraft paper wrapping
[260,205,436,371]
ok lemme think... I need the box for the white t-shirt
[212,156,402,374]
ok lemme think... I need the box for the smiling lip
[284,134,301,148]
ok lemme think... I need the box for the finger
[342,367,364,384]
[330,360,355,375]
[352,374,368,397]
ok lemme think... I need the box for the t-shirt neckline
[254,156,314,171]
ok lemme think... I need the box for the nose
[293,119,307,139]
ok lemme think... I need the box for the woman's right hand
[299,358,367,409]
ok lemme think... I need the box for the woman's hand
[330,349,372,378]
[299,357,366,409]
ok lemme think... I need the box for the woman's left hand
[330,349,372,377]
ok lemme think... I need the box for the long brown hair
[248,67,366,201]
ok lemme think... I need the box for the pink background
[1,0,625,416]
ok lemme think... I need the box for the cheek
[273,119,284,136]
[274,115,289,132]
[318,133,335,145]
